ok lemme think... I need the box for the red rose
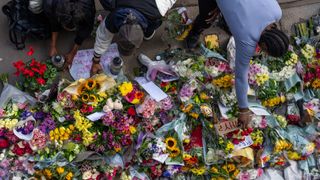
[127,107,136,116]
[36,78,46,85]
[232,139,240,145]
[0,138,9,149]
[13,145,25,156]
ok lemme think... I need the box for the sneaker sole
[144,30,156,41]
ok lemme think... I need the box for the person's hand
[90,58,103,76]
[65,52,76,66]
[49,46,58,57]
[238,108,253,129]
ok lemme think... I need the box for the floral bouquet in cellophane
[13,58,57,93]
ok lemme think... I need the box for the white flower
[82,171,93,180]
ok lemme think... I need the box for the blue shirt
[216,0,282,108]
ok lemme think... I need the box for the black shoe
[185,33,200,49]
[144,30,156,40]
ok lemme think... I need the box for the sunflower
[85,79,97,90]
[210,166,219,174]
[169,147,181,158]
[81,93,90,102]
[165,137,177,151]
[77,83,87,95]
[89,94,97,102]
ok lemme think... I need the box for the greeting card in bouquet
[69,44,119,80]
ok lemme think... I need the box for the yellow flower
[131,98,140,104]
[210,167,219,174]
[232,169,240,178]
[89,94,97,102]
[82,131,95,146]
[226,142,234,152]
[191,166,206,176]
[119,82,133,96]
[81,93,90,102]
[222,165,228,172]
[200,92,210,100]
[85,79,97,90]
[183,153,192,159]
[72,95,78,101]
[227,163,236,172]
[115,146,122,152]
[129,126,137,134]
[77,83,86,95]
[43,169,52,179]
[189,112,199,119]
[165,137,177,151]
[287,151,301,160]
[98,91,108,98]
[65,172,73,180]
[56,167,65,175]
[169,147,181,158]
[183,138,190,144]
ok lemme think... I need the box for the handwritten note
[215,119,239,136]
[70,44,119,80]
[234,136,254,150]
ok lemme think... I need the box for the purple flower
[39,115,56,134]
[179,85,193,98]
[21,111,32,120]
[102,111,115,126]
[0,128,5,137]
[160,97,173,111]
[33,112,45,120]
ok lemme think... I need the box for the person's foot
[185,33,200,49]
[144,30,156,41]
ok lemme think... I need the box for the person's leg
[186,0,219,48]
[144,19,162,40]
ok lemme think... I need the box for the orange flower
[135,91,144,100]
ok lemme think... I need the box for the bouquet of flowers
[304,61,320,89]
[212,74,234,89]
[248,61,269,87]
[210,163,240,179]
[165,7,192,41]
[301,44,316,63]
[119,81,144,104]
[205,58,232,78]
[258,80,285,108]
[13,59,57,92]
[267,51,298,81]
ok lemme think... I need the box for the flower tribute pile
[0,42,320,180]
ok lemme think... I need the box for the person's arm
[91,19,115,76]
[49,32,59,57]
[93,19,115,59]
[234,40,256,128]
[234,40,256,109]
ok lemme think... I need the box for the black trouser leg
[190,0,219,36]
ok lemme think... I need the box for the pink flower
[29,129,47,150]
[259,117,268,129]
[240,172,250,180]
[17,103,27,110]
[0,169,7,177]
[0,109,5,118]
[0,159,10,168]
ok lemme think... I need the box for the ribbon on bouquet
[200,43,227,61]
[138,54,179,82]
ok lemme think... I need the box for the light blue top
[216,0,282,108]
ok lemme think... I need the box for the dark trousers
[190,0,230,36]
